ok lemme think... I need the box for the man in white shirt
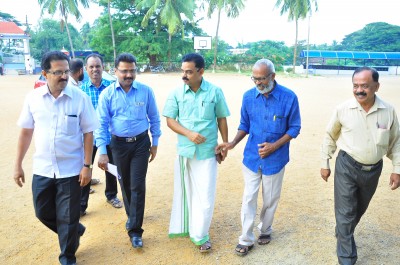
[68,58,85,88]
[320,66,400,265]
[13,51,99,265]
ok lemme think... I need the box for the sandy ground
[0,72,399,265]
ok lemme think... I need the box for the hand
[98,154,109,171]
[79,167,92,187]
[389,173,400,190]
[320,168,331,182]
[14,166,25,187]
[215,142,232,161]
[149,146,158,163]
[216,153,224,164]
[188,131,206,145]
[257,142,276,158]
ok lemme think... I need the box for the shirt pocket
[63,115,79,135]
[134,101,146,119]
[268,114,287,134]
[201,101,215,120]
[376,128,390,147]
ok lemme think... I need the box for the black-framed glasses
[117,68,137,74]
[46,70,71,76]
[251,73,272,82]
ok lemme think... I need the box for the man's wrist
[83,163,93,169]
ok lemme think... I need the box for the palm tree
[98,0,117,62]
[275,0,318,74]
[39,0,90,58]
[135,0,195,66]
[202,0,245,73]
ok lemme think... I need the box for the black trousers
[110,132,150,238]
[334,150,383,265]
[32,174,85,265]
[80,145,118,212]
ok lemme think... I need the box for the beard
[78,72,84,81]
[256,79,274,94]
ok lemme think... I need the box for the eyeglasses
[117,68,137,74]
[251,73,272,82]
[46,70,71,76]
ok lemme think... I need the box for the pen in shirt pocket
[273,115,283,121]
[67,114,77,117]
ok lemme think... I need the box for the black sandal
[235,244,254,256]
[199,240,212,253]
[257,234,271,245]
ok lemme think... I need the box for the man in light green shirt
[163,53,230,253]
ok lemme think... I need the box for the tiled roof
[0,21,25,34]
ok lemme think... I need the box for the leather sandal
[235,244,254,256]
[199,240,212,253]
[257,234,271,245]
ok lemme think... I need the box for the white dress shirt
[17,84,100,178]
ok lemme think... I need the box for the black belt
[112,131,148,143]
[340,150,382,172]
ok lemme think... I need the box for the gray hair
[254,59,275,73]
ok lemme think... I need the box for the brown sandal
[199,240,212,253]
[235,244,254,256]
[257,234,271,245]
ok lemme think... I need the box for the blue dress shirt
[95,80,161,155]
[239,81,301,175]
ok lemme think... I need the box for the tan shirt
[321,96,400,174]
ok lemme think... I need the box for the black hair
[353,66,379,82]
[41,51,70,72]
[70,58,84,74]
[114,53,137,68]
[181,53,205,69]
[85,53,104,65]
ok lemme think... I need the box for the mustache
[59,79,68,82]
[124,78,133,81]
[182,77,189,81]
[355,92,367,96]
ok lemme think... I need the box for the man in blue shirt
[163,53,230,253]
[80,54,122,216]
[217,59,301,256]
[95,53,161,249]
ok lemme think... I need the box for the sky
[1,0,399,47]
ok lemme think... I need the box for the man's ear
[42,70,48,80]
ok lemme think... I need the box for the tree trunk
[212,8,222,73]
[168,33,172,68]
[64,16,75,58]
[108,0,116,62]
[291,20,299,74]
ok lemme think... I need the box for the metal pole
[305,15,311,77]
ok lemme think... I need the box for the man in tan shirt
[320,66,400,265]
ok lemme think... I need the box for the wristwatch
[83,164,93,169]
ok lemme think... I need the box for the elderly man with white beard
[216,58,301,256]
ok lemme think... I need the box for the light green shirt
[163,78,230,160]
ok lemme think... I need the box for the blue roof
[300,50,400,60]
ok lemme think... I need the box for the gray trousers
[334,150,382,265]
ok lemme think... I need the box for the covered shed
[299,50,400,75]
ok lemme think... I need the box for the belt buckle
[361,165,373,171]
[126,137,135,142]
